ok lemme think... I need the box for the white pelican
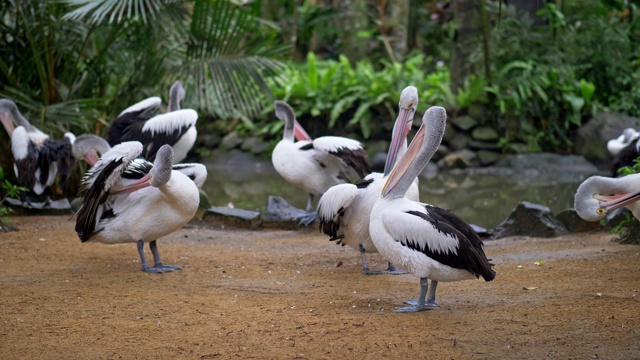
[0,99,75,204]
[75,142,203,273]
[607,128,639,156]
[271,101,370,225]
[369,106,496,312]
[105,81,197,163]
[72,134,207,189]
[317,86,420,275]
[574,173,640,221]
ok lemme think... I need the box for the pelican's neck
[168,82,184,112]
[10,106,36,132]
[282,114,295,142]
[386,115,445,200]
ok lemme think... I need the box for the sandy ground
[1,215,639,359]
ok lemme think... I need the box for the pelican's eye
[596,207,606,215]
[408,101,414,108]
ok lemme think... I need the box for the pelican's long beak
[83,150,101,167]
[383,107,415,176]
[382,122,425,197]
[597,190,640,213]
[294,120,312,141]
[0,113,15,136]
[111,173,152,195]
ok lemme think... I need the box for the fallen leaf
[517,265,524,269]
[523,286,538,291]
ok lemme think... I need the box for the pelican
[607,128,639,156]
[611,137,640,176]
[105,81,197,163]
[72,134,207,189]
[271,101,370,225]
[574,173,640,221]
[0,99,75,204]
[369,106,496,313]
[75,142,203,273]
[317,86,419,275]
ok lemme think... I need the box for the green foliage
[617,157,640,176]
[0,167,28,224]
[267,52,475,139]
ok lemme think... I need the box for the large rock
[476,150,502,166]
[471,126,500,141]
[556,208,603,233]
[449,133,470,151]
[261,196,313,229]
[449,115,478,131]
[220,131,243,150]
[202,206,261,229]
[493,201,568,239]
[574,111,640,167]
[437,149,478,169]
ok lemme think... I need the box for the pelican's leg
[297,193,318,226]
[148,240,182,272]
[405,279,439,307]
[360,245,408,275]
[397,278,434,313]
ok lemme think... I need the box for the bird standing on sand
[369,106,496,312]
[75,142,203,273]
[317,86,420,275]
[271,101,370,225]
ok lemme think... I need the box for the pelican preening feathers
[106,81,198,164]
[0,99,76,205]
[75,142,205,273]
[575,173,640,222]
[317,86,420,275]
[370,106,495,312]
[271,100,370,225]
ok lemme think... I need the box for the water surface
[203,157,600,229]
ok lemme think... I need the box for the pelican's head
[384,86,419,175]
[168,81,185,112]
[575,174,640,221]
[73,134,112,166]
[150,145,174,187]
[275,101,310,141]
[0,99,20,135]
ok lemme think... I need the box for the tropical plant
[0,167,28,226]
[265,52,469,140]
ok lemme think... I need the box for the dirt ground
[1,215,639,359]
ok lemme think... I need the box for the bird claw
[297,212,318,226]
[395,305,435,313]
[404,299,438,307]
[142,264,182,273]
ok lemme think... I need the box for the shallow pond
[202,157,601,229]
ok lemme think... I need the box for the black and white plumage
[607,128,639,156]
[72,133,207,189]
[75,142,203,273]
[574,173,640,222]
[369,106,495,313]
[318,86,420,275]
[271,100,370,225]
[0,99,75,204]
[105,81,197,163]
[611,137,640,177]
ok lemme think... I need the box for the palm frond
[184,0,288,121]
[62,0,166,24]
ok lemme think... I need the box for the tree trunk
[389,0,410,62]
[335,0,368,61]
[450,0,484,95]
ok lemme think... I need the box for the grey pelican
[271,101,370,225]
[105,81,197,163]
[75,142,203,273]
[0,99,75,204]
[369,106,496,312]
[317,86,419,275]
[574,173,640,221]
